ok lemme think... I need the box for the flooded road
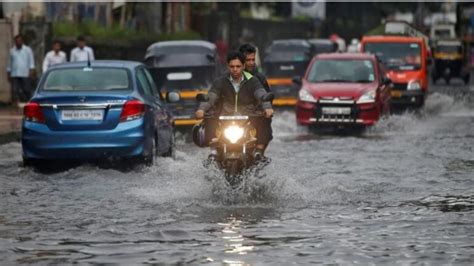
[1,84,473,264]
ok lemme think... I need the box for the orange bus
[360,36,430,107]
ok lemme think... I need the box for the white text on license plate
[61,109,104,121]
[280,65,294,71]
[322,107,351,115]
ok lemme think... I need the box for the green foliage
[365,24,385,36]
[293,15,312,22]
[53,21,201,44]
[240,9,252,18]
[156,31,201,41]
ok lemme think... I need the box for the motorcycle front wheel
[225,160,243,187]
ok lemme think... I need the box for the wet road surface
[0,82,473,264]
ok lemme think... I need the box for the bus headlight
[407,81,421,90]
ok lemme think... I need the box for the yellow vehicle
[144,41,222,126]
[432,39,470,85]
[263,39,313,106]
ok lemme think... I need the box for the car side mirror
[166,91,180,103]
[206,54,215,62]
[293,76,302,85]
[382,76,392,86]
[261,92,274,102]
[196,93,209,102]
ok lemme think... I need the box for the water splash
[271,110,307,139]
[370,92,473,136]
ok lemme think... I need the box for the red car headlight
[298,88,317,103]
[357,90,376,104]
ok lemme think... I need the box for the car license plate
[61,109,104,121]
[391,90,402,98]
[280,65,294,71]
[322,107,351,115]
[276,87,291,94]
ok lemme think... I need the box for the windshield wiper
[354,80,373,83]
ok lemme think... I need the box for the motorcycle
[195,93,273,187]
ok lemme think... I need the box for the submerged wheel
[225,160,242,187]
[143,136,156,166]
[416,96,425,108]
[23,157,40,168]
[463,74,470,85]
[445,77,450,85]
[162,131,176,159]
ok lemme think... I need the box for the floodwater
[0,84,473,264]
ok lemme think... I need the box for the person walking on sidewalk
[42,40,67,72]
[7,34,35,105]
[70,35,95,62]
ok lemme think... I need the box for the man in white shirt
[42,40,67,72]
[70,35,95,62]
[7,34,35,105]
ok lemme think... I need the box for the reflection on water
[406,194,474,212]
[220,216,252,266]
[221,217,253,255]
[445,159,474,172]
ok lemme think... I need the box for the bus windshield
[364,42,422,71]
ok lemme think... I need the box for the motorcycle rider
[239,43,273,155]
[195,51,273,160]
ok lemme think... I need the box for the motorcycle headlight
[299,88,317,103]
[224,125,244,144]
[407,81,421,91]
[357,90,376,104]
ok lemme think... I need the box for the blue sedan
[22,60,179,167]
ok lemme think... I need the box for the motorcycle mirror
[166,91,181,103]
[196,93,209,102]
[261,93,274,102]
[292,76,302,85]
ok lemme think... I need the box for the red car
[296,53,392,129]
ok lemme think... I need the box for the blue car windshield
[43,68,130,91]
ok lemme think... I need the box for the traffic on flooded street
[1,82,473,264]
[1,2,474,265]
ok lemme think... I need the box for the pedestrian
[7,34,35,105]
[42,40,67,72]
[70,35,95,62]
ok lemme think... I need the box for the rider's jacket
[198,71,272,116]
[250,69,271,93]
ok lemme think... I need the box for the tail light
[120,100,145,122]
[24,102,45,123]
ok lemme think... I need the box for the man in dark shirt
[239,43,273,156]
[195,51,273,159]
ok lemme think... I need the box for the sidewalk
[0,106,22,144]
